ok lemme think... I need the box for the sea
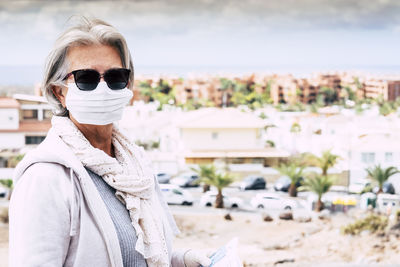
[1,64,400,87]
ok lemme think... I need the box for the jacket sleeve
[171,250,187,267]
[9,163,72,267]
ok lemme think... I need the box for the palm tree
[276,162,304,197]
[302,174,333,211]
[318,86,338,104]
[307,150,340,176]
[366,165,398,194]
[191,164,216,193]
[290,122,301,133]
[290,122,301,153]
[194,165,235,208]
[208,172,235,208]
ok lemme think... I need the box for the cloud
[1,0,400,33]
[0,0,399,67]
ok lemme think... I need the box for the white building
[349,133,400,192]
[177,108,290,174]
[0,94,52,172]
[120,102,184,175]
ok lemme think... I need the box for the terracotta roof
[0,98,20,108]
[0,120,51,133]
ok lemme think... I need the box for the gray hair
[42,16,134,116]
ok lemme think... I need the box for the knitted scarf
[52,116,170,267]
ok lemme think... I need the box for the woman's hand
[184,249,212,267]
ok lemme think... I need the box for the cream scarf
[52,116,170,267]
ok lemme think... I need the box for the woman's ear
[52,86,67,108]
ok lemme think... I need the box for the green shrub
[360,184,373,194]
[342,213,388,235]
[266,140,275,148]
[0,207,8,224]
[0,179,13,189]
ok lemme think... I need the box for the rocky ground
[172,210,400,266]
[0,223,8,267]
[0,209,399,266]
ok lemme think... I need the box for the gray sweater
[86,168,147,267]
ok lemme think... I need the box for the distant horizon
[1,63,400,87]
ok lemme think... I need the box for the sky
[0,0,400,83]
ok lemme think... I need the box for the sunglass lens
[104,69,130,90]
[74,70,100,91]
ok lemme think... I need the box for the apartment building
[361,79,400,101]
[388,80,400,101]
[269,74,297,105]
[0,94,52,150]
[319,74,342,95]
[363,79,388,100]
[296,78,320,104]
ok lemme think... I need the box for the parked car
[274,176,303,192]
[156,172,171,184]
[250,193,297,210]
[200,191,243,208]
[373,182,395,194]
[159,184,193,206]
[239,175,266,190]
[170,172,200,188]
[348,179,371,194]
[0,186,6,198]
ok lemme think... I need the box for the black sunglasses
[64,68,131,91]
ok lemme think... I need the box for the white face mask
[65,81,133,125]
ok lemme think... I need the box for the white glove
[184,249,213,267]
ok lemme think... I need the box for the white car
[200,191,243,208]
[159,184,194,206]
[348,179,370,194]
[170,172,200,188]
[251,193,297,210]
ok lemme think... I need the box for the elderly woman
[9,17,211,267]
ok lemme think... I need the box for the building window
[251,158,264,164]
[25,136,46,145]
[231,158,245,164]
[361,152,375,164]
[211,132,218,139]
[385,152,393,162]
[22,110,38,120]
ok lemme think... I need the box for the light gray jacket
[9,128,186,267]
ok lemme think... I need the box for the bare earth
[1,211,400,267]
[0,223,8,267]
[172,211,400,267]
